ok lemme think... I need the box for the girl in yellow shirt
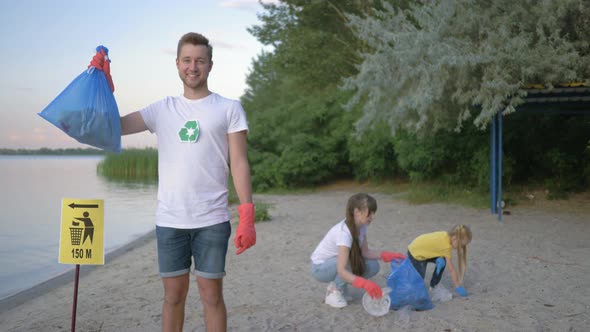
[407,224,472,297]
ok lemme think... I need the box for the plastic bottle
[396,305,413,326]
[431,284,453,303]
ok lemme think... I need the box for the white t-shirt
[310,219,367,264]
[139,93,249,229]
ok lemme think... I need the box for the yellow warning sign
[59,198,104,265]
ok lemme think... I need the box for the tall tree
[243,0,389,189]
[344,0,590,135]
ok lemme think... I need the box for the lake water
[0,155,158,300]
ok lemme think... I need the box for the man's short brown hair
[177,32,213,61]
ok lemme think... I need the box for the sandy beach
[0,189,588,331]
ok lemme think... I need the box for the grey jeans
[311,256,380,291]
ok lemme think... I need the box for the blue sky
[0,0,274,149]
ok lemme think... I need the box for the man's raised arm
[120,112,148,135]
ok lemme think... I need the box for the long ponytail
[345,193,377,276]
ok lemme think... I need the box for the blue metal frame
[490,114,497,215]
[489,85,590,221]
[490,113,503,221]
[498,113,503,221]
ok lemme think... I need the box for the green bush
[255,202,271,222]
[348,121,399,181]
[393,130,449,181]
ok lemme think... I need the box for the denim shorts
[156,222,231,279]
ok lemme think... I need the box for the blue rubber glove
[435,257,445,274]
[455,286,468,297]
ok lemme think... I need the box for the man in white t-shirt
[105,32,256,331]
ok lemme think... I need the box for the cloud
[4,127,76,149]
[162,37,247,52]
[212,40,245,50]
[162,48,176,56]
[4,127,71,149]
[219,0,278,10]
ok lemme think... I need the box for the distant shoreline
[0,229,155,313]
[0,147,156,156]
[0,148,106,156]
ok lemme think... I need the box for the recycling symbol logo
[178,120,200,143]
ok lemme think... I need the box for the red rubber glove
[352,277,382,299]
[88,49,106,70]
[380,251,407,263]
[88,47,115,92]
[234,203,256,255]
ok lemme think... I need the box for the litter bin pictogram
[70,221,83,245]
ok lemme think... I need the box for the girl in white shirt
[310,193,405,308]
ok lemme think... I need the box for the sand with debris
[1,189,588,331]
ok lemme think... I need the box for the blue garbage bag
[38,59,121,153]
[386,257,434,311]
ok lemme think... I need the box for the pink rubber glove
[380,251,407,263]
[352,277,382,299]
[234,203,256,255]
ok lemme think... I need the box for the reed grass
[97,148,158,182]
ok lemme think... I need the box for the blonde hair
[448,224,472,283]
[345,193,377,276]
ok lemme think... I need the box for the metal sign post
[59,198,105,332]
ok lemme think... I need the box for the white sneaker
[325,282,348,308]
